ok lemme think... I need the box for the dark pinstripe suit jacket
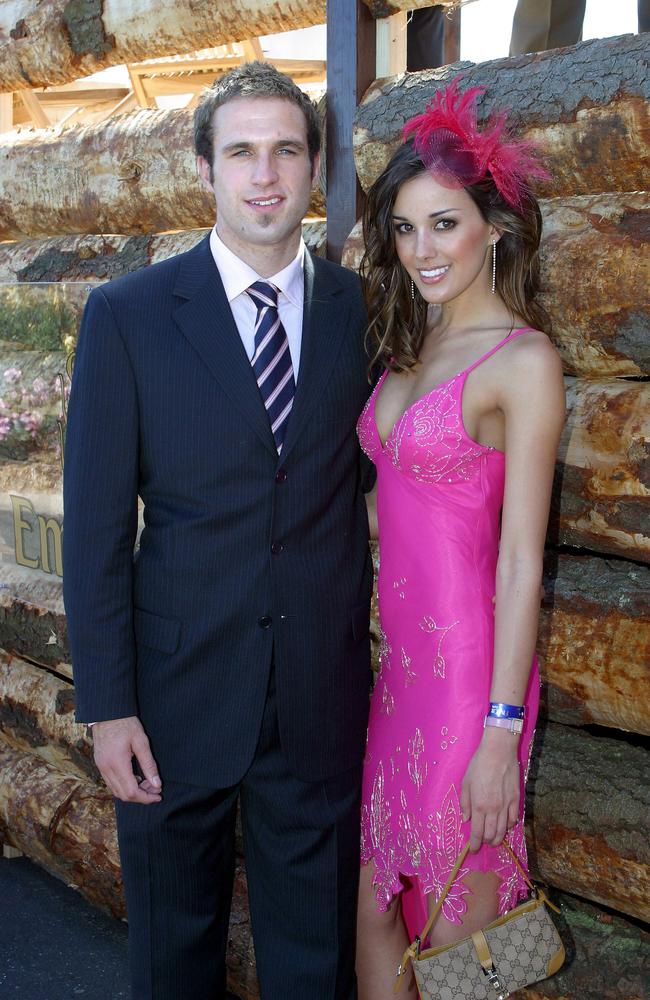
[63,236,374,787]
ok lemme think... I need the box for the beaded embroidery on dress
[358,328,540,926]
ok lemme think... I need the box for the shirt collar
[209,227,305,307]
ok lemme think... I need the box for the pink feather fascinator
[402,78,548,210]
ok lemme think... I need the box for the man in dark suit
[63,62,373,1000]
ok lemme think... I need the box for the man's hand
[92,716,162,804]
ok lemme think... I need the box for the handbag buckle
[482,965,509,1000]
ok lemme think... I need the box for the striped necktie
[246,280,295,453]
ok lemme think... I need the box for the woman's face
[392,171,499,306]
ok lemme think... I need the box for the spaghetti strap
[463,326,534,377]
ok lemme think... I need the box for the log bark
[539,554,650,736]
[518,891,650,1000]
[0,0,328,91]
[342,192,650,378]
[0,739,123,916]
[551,379,650,563]
[538,193,649,377]
[0,597,70,679]
[0,652,96,780]
[525,722,650,923]
[0,109,326,240]
[0,223,327,284]
[353,33,650,199]
[362,0,457,16]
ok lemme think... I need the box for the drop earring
[491,240,497,295]
[411,279,415,300]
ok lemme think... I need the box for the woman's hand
[460,727,520,852]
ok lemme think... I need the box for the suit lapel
[280,252,350,462]
[172,237,276,455]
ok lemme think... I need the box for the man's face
[197,96,319,258]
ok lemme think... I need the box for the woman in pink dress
[355,82,565,998]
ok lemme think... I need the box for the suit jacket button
[271,541,283,555]
[258,616,272,629]
[275,469,287,483]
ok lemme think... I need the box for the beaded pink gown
[357,328,539,933]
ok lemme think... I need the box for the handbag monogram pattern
[394,842,565,1000]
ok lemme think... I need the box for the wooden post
[326,0,376,262]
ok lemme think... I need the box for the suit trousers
[509,0,587,55]
[510,0,650,55]
[115,668,363,1000]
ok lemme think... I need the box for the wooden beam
[129,56,326,77]
[326,0,376,262]
[0,92,12,132]
[240,38,265,61]
[140,77,206,99]
[376,12,407,78]
[35,87,130,106]
[18,88,49,127]
[127,65,154,109]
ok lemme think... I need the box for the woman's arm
[461,333,566,852]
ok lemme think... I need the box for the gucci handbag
[394,841,565,999]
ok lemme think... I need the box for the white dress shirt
[209,227,305,376]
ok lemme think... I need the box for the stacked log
[0,222,327,284]
[0,0,329,90]
[0,18,648,1000]
[0,111,325,240]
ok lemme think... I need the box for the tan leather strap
[471,929,493,971]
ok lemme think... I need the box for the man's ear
[197,155,214,193]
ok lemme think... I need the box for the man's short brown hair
[194,61,321,176]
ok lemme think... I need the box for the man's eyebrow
[221,138,307,152]
[392,208,460,220]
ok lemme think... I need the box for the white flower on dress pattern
[370,762,391,855]
[429,783,472,923]
[401,646,417,684]
[378,626,392,672]
[380,682,395,716]
[408,727,428,792]
[412,387,461,447]
[418,616,459,678]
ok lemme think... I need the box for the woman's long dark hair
[360,140,549,374]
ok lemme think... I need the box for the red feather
[402,77,548,210]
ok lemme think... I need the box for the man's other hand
[92,716,162,804]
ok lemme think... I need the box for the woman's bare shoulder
[505,328,563,381]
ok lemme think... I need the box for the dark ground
[1,855,242,1000]
[1,854,129,1000]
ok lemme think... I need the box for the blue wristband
[488,702,525,720]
